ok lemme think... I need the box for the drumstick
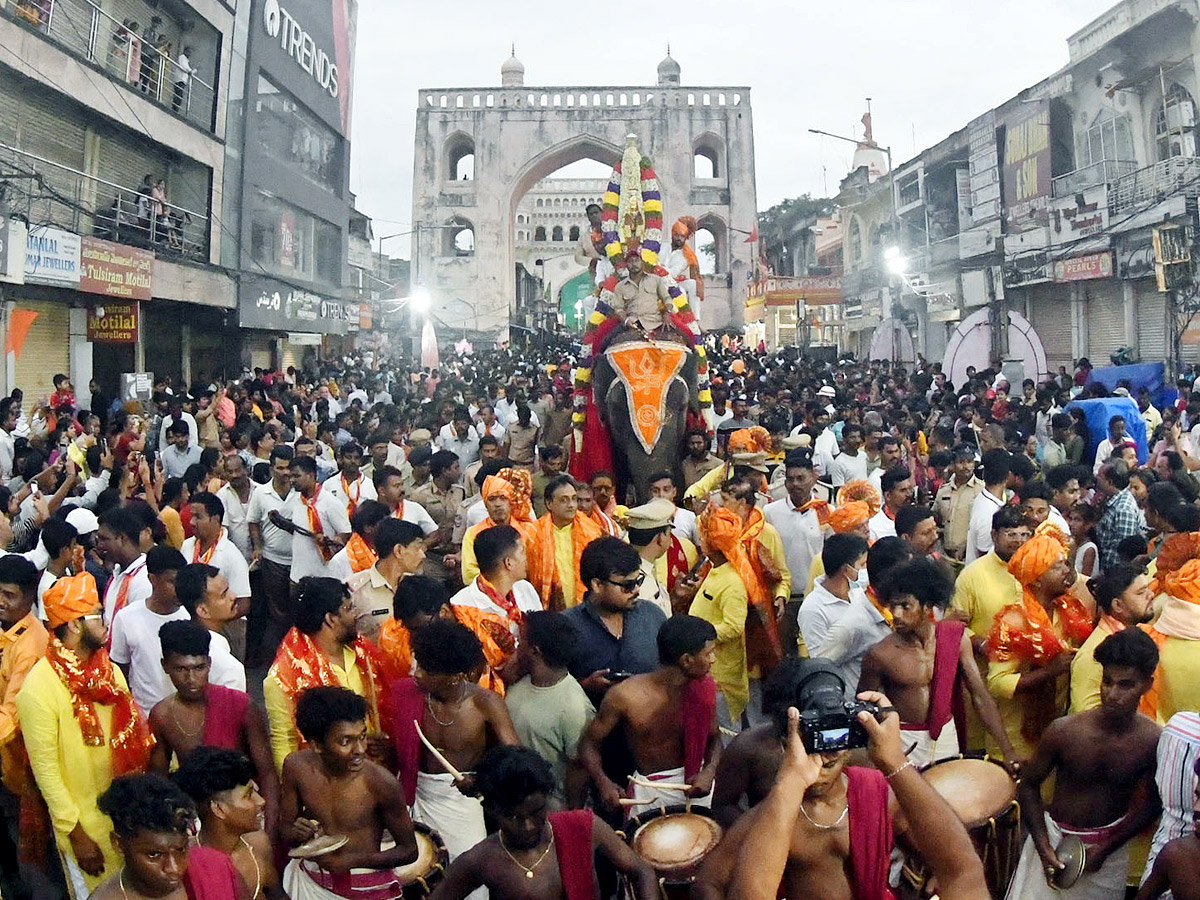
[629,776,693,791]
[413,720,465,782]
[719,726,738,737]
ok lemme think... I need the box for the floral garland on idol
[572,138,712,458]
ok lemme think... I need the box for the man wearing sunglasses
[562,537,667,706]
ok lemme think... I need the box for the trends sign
[264,0,338,98]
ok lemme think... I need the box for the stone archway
[411,59,758,337]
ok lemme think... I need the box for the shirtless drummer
[429,746,659,900]
[858,557,1021,768]
[280,687,419,900]
[1006,629,1163,900]
[577,615,722,813]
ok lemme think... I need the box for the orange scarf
[378,610,511,695]
[865,585,893,626]
[301,487,325,536]
[340,474,363,518]
[528,513,603,610]
[590,507,619,537]
[108,558,146,624]
[740,507,782,609]
[45,637,153,775]
[191,529,223,565]
[378,619,414,678]
[269,628,392,739]
[798,498,831,527]
[476,575,522,624]
[345,533,377,574]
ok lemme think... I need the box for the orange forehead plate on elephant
[1007,532,1066,587]
[829,501,870,533]
[836,480,882,517]
[605,342,689,454]
[1163,558,1200,604]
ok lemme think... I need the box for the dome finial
[501,46,525,87]
[657,47,681,86]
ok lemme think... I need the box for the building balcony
[1111,156,1200,215]
[1051,159,1138,198]
[2,0,218,133]
[0,141,210,262]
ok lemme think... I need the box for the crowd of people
[0,343,1195,900]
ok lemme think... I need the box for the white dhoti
[411,771,486,861]
[625,767,713,815]
[283,858,404,900]
[901,720,960,769]
[1004,813,1129,900]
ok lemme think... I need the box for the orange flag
[5,309,39,359]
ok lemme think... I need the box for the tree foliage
[757,195,836,273]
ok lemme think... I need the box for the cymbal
[1050,834,1086,890]
[288,834,349,859]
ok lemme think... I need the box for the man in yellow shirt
[17,573,153,899]
[526,476,602,610]
[263,576,392,771]
[1141,557,1200,724]
[1070,562,1154,713]
[689,508,750,725]
[0,556,48,887]
[949,505,1030,651]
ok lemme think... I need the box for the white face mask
[850,565,870,590]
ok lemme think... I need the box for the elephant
[590,327,701,504]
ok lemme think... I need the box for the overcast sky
[348,0,1118,253]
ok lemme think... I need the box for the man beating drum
[428,746,658,900]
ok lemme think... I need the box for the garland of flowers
[573,152,711,452]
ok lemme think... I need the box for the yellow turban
[829,501,871,534]
[1007,532,1066,589]
[43,572,100,629]
[836,480,882,517]
[1163,558,1200,604]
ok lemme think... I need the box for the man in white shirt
[160,420,201,479]
[272,455,351,585]
[472,404,506,444]
[450,524,541,630]
[827,423,869,487]
[181,492,252,600]
[158,401,198,449]
[109,545,189,713]
[965,449,1013,563]
[97,505,152,625]
[1093,414,1128,475]
[438,409,482,468]
[868,465,914,543]
[0,399,16,482]
[175,563,246,691]
[867,436,905,497]
[798,533,889,691]
[322,442,378,521]
[646,471,699,546]
[247,445,295,666]
[216,455,254,561]
[373,465,438,536]
[764,450,825,655]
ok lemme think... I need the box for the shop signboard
[79,237,153,300]
[1053,251,1113,283]
[1049,186,1109,248]
[0,218,23,285]
[239,275,347,334]
[24,225,80,287]
[121,372,154,404]
[1003,102,1052,233]
[87,302,139,343]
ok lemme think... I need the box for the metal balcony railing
[0,142,210,260]
[1110,156,1200,214]
[1051,160,1139,198]
[4,0,216,132]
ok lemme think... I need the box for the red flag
[744,224,759,243]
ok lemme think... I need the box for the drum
[623,804,722,900]
[394,823,448,899]
[905,755,1022,900]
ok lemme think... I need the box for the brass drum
[393,823,448,899]
[624,804,722,900]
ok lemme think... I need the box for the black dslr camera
[794,662,881,754]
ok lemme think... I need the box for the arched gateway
[411,52,758,336]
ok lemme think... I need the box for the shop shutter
[1030,284,1073,374]
[1135,282,1167,362]
[1084,279,1126,363]
[12,300,71,405]
[281,341,301,371]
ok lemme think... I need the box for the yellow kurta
[653,536,699,587]
[16,656,131,891]
[754,522,792,603]
[951,551,1023,638]
[553,523,576,607]
[1152,635,1200,724]
[689,563,748,720]
[1069,618,1117,714]
[264,645,366,771]
[682,461,726,503]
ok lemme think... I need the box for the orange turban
[1007,532,1067,589]
[829,501,871,533]
[498,467,534,523]
[1162,558,1200,604]
[836,480,882,517]
[672,216,698,238]
[1156,532,1200,577]
[700,507,763,607]
[44,572,100,629]
[727,427,771,455]
[1033,519,1071,554]
[482,475,514,502]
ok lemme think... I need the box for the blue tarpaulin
[1085,362,1166,407]
[1064,397,1147,465]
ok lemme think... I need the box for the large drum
[623,804,722,900]
[394,823,448,899]
[904,755,1022,900]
